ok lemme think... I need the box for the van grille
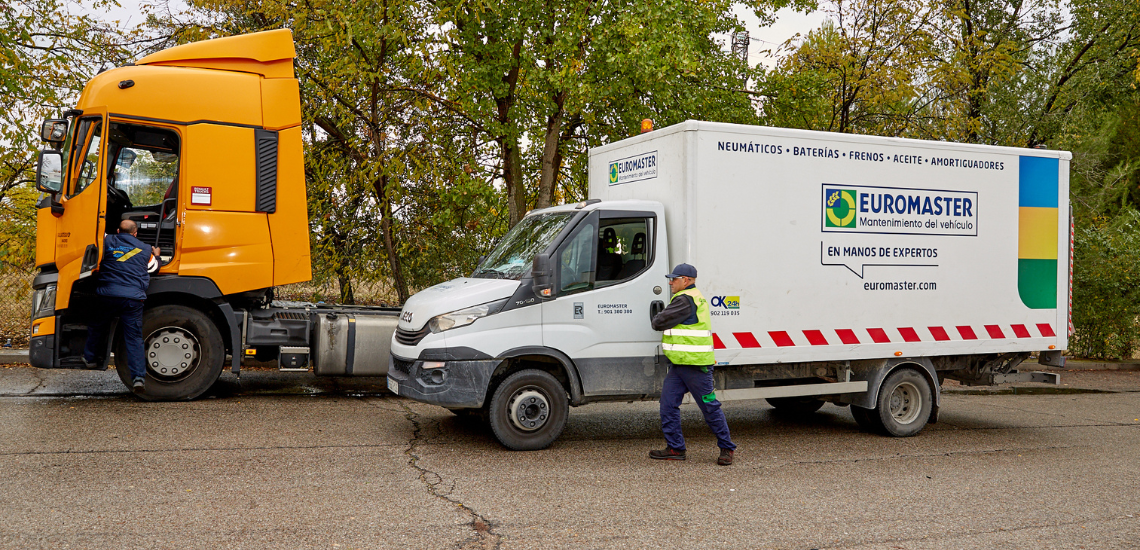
[391,358,413,374]
[394,326,430,346]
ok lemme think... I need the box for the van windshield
[473,212,574,280]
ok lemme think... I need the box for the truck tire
[115,305,225,401]
[765,396,826,413]
[856,368,933,437]
[487,369,569,451]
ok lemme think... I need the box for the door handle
[649,300,664,321]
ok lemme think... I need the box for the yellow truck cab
[29,30,397,399]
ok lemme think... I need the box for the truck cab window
[560,221,596,294]
[104,123,181,263]
[596,217,652,286]
[69,119,102,197]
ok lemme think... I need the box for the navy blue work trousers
[660,365,736,451]
[83,296,146,379]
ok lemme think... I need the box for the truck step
[278,346,310,372]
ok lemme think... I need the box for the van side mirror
[35,150,64,195]
[532,253,553,298]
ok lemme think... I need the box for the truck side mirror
[532,253,554,298]
[40,119,68,144]
[35,150,64,196]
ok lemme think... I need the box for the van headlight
[31,284,56,320]
[427,299,507,333]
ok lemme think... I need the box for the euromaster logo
[607,151,657,186]
[824,188,857,228]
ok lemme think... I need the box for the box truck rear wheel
[116,305,225,401]
[765,397,825,414]
[487,369,568,451]
[854,368,932,437]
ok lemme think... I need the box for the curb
[0,350,29,364]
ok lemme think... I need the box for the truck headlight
[427,299,507,333]
[31,284,56,320]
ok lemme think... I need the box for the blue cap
[665,263,697,279]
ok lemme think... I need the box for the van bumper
[387,353,501,409]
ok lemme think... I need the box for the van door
[541,210,664,397]
[55,112,108,305]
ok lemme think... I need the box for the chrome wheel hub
[146,327,200,380]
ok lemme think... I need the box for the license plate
[387,377,398,395]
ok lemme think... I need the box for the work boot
[649,447,686,460]
[131,377,145,393]
[717,448,734,466]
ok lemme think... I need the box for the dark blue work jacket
[96,233,152,300]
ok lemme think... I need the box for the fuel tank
[311,310,398,376]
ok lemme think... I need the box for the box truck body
[589,121,1070,365]
[388,120,1070,450]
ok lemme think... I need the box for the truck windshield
[473,212,574,280]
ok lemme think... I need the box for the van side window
[559,221,596,294]
[596,217,652,286]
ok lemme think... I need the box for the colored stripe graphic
[712,334,726,350]
[835,329,860,344]
[898,327,921,343]
[867,328,891,343]
[928,326,950,341]
[1018,156,1059,309]
[1011,324,1031,338]
[768,331,795,347]
[733,332,761,348]
[803,330,829,346]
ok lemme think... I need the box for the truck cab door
[55,112,108,303]
[541,210,666,397]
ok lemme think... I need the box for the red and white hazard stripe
[712,324,1059,350]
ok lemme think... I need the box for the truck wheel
[857,368,933,437]
[765,397,825,413]
[487,369,569,451]
[115,305,225,401]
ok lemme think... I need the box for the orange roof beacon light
[640,119,653,134]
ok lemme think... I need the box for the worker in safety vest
[649,263,736,465]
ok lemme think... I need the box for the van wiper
[472,269,504,279]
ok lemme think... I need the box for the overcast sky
[97,0,827,71]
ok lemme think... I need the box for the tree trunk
[374,174,410,304]
[496,38,525,227]
[503,136,527,227]
[535,93,566,209]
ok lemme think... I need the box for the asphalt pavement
[1,364,1139,549]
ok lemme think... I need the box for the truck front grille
[394,326,429,346]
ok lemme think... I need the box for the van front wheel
[487,369,569,451]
